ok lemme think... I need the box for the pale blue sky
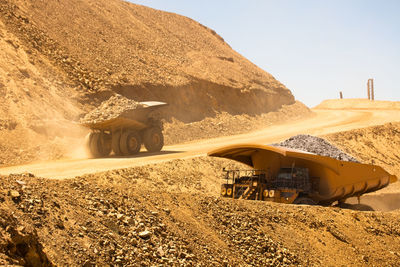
[129,0,400,107]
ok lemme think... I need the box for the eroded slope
[0,0,295,122]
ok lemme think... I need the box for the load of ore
[80,94,144,124]
[272,134,359,162]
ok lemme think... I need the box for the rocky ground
[0,123,400,265]
[0,154,400,266]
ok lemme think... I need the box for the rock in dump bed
[80,94,144,124]
[272,134,359,162]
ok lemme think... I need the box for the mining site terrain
[0,0,400,266]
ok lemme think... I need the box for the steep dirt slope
[0,18,87,165]
[0,0,305,165]
[0,0,295,122]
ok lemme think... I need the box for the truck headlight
[268,190,275,198]
[263,190,269,197]
[221,188,226,196]
[227,188,232,196]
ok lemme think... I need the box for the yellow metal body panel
[81,102,168,131]
[81,117,148,131]
[209,144,397,203]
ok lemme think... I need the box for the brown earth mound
[0,0,295,122]
[0,0,303,165]
[0,155,399,266]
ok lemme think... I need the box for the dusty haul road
[1,106,399,179]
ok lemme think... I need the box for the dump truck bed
[81,101,168,131]
[209,144,397,204]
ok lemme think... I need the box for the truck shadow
[107,150,184,159]
[343,193,400,212]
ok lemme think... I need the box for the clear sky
[129,0,400,107]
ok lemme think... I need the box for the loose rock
[272,134,359,162]
[80,94,144,124]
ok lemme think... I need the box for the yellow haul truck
[82,101,168,158]
[208,144,397,205]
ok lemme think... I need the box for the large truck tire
[89,132,112,158]
[120,130,142,155]
[143,127,164,152]
[112,131,122,156]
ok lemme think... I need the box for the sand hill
[0,0,295,122]
[0,0,307,165]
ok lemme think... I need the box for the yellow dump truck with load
[208,144,397,205]
[81,101,168,158]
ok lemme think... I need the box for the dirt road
[1,107,399,179]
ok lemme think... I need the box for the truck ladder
[239,186,256,200]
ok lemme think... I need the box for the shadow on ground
[100,150,184,160]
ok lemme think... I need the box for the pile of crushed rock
[272,134,359,162]
[80,94,144,124]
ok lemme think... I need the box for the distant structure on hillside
[367,78,375,100]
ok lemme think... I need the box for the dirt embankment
[0,17,87,166]
[0,0,295,121]
[164,101,311,145]
[0,0,303,165]
[1,157,400,266]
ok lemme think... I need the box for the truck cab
[221,167,314,204]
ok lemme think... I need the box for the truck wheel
[143,127,164,152]
[120,130,142,155]
[293,197,316,205]
[89,132,111,158]
[112,131,122,156]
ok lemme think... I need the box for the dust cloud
[348,193,400,211]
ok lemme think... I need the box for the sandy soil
[315,98,400,110]
[1,101,399,179]
[0,0,295,124]
[164,101,311,145]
